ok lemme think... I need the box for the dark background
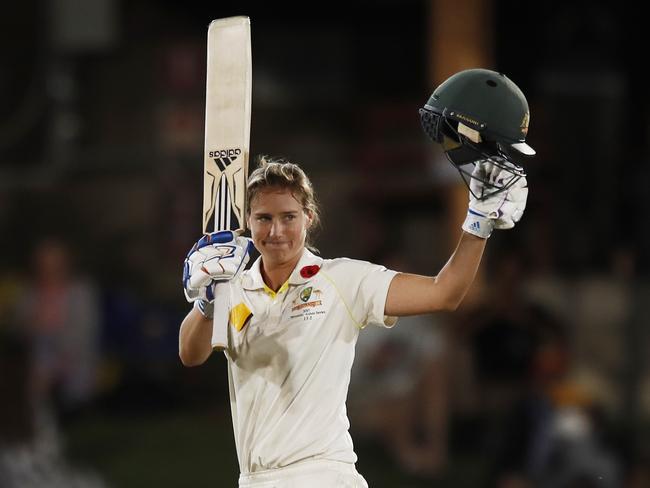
[1,1,649,487]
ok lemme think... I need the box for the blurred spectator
[462,251,622,488]
[15,237,102,419]
[0,328,108,488]
[348,251,450,479]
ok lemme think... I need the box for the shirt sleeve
[356,263,399,328]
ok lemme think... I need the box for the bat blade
[203,16,252,234]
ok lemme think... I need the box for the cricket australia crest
[300,287,313,302]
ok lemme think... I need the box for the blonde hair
[247,155,321,250]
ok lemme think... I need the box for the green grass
[64,407,490,488]
[65,407,239,488]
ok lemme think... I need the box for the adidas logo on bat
[209,148,241,171]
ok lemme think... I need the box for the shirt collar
[242,248,324,291]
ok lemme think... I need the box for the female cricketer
[179,69,533,487]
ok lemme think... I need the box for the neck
[261,252,303,291]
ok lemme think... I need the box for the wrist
[462,230,488,241]
[194,299,214,319]
[462,208,494,239]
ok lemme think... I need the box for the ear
[304,210,313,228]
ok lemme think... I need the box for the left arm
[385,160,528,317]
[385,231,486,316]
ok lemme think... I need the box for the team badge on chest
[290,286,325,321]
[300,287,313,302]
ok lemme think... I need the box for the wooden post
[428,0,494,303]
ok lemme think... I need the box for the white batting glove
[462,160,528,238]
[182,231,253,306]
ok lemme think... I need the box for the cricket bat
[202,16,252,351]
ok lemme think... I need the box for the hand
[462,160,528,238]
[182,230,253,304]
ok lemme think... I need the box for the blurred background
[1,0,649,487]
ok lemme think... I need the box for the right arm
[179,307,213,366]
[179,230,253,367]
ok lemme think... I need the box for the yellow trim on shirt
[320,270,364,329]
[230,302,253,332]
[263,280,289,299]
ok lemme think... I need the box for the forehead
[250,187,301,212]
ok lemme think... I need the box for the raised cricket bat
[202,16,252,350]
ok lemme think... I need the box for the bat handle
[211,281,230,351]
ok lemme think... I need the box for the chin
[263,244,298,262]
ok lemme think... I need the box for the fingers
[511,208,524,223]
[188,265,212,288]
[486,163,503,187]
[196,230,236,250]
[480,160,526,191]
[470,160,516,200]
[471,160,488,179]
[202,254,241,278]
[235,236,255,254]
[187,241,251,283]
[468,159,528,232]
[184,233,253,302]
[492,184,527,229]
[507,186,527,206]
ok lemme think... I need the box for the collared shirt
[220,248,398,474]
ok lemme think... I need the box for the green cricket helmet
[419,68,534,199]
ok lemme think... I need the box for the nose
[269,219,282,237]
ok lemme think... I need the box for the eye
[284,214,296,221]
[257,216,271,222]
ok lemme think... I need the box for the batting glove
[182,231,253,307]
[462,159,528,239]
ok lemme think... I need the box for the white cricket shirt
[222,248,398,474]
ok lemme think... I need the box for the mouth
[264,241,289,247]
